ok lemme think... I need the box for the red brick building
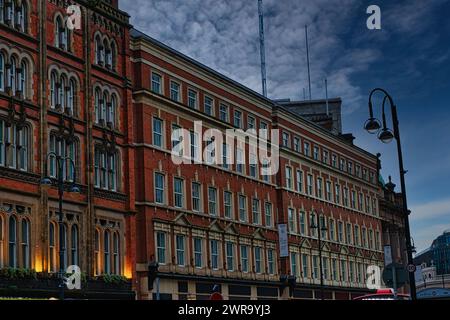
[0,0,384,299]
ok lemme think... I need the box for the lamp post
[364,88,417,300]
[41,152,80,300]
[310,213,328,300]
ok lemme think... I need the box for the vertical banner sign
[384,245,393,266]
[278,224,289,258]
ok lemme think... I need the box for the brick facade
[0,0,384,300]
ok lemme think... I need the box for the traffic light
[148,261,159,290]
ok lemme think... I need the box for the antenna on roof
[258,0,268,97]
[325,78,329,116]
[305,25,312,101]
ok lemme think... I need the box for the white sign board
[278,224,289,258]
[384,245,393,266]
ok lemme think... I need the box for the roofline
[130,28,274,106]
[276,97,342,105]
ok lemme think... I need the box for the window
[8,216,16,268]
[240,245,249,273]
[94,148,118,191]
[338,222,344,243]
[348,162,353,174]
[226,242,234,271]
[340,159,345,171]
[249,153,257,178]
[323,150,329,164]
[285,167,293,189]
[341,260,347,282]
[356,165,361,177]
[188,89,197,109]
[247,115,256,129]
[294,137,300,152]
[190,131,199,162]
[375,231,381,250]
[254,247,262,274]
[191,182,201,212]
[290,252,297,276]
[95,36,103,65]
[358,193,364,211]
[332,154,337,168]
[170,81,180,102]
[302,254,309,278]
[154,173,165,204]
[194,238,203,268]
[310,212,317,237]
[313,146,319,160]
[354,225,360,246]
[349,262,354,283]
[351,190,356,209]
[174,178,184,208]
[151,73,162,94]
[323,257,329,280]
[113,232,120,274]
[252,199,260,225]
[282,132,290,147]
[0,121,29,171]
[239,195,247,222]
[204,96,214,115]
[343,187,349,207]
[326,181,332,201]
[312,256,319,279]
[21,219,30,268]
[265,202,273,227]
[346,223,352,245]
[222,144,230,169]
[48,223,56,272]
[176,235,185,266]
[332,259,338,281]
[320,216,327,239]
[307,174,313,195]
[153,118,163,148]
[210,240,219,270]
[171,124,183,156]
[335,184,341,204]
[268,249,275,275]
[304,142,310,156]
[296,170,303,192]
[0,52,4,91]
[288,208,296,233]
[329,219,335,241]
[224,191,232,219]
[234,110,242,128]
[362,168,368,180]
[369,229,374,249]
[49,134,77,181]
[362,227,367,248]
[208,187,217,216]
[55,16,69,51]
[219,104,228,122]
[236,148,244,174]
[104,230,110,274]
[299,212,306,235]
[317,177,323,198]
[70,224,79,267]
[156,232,166,264]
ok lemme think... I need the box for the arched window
[59,76,66,110]
[71,224,78,266]
[0,52,4,91]
[94,88,101,123]
[95,36,103,65]
[0,0,4,24]
[60,224,68,270]
[49,222,56,272]
[94,229,100,275]
[55,17,62,48]
[67,79,76,116]
[101,91,108,123]
[50,71,57,108]
[18,2,27,32]
[102,39,108,66]
[8,216,17,268]
[19,60,27,98]
[108,94,117,128]
[55,16,68,50]
[9,56,16,94]
[113,232,120,274]
[21,219,30,268]
[104,230,110,274]
[6,0,15,26]
[110,41,117,71]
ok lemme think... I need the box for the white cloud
[411,198,450,222]
[413,223,450,254]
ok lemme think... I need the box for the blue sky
[119,0,450,252]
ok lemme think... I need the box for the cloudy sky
[119,0,450,252]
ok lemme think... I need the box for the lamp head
[378,128,395,144]
[364,118,382,134]
[41,177,53,186]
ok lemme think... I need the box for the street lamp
[41,152,79,300]
[310,213,328,300]
[364,88,417,300]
